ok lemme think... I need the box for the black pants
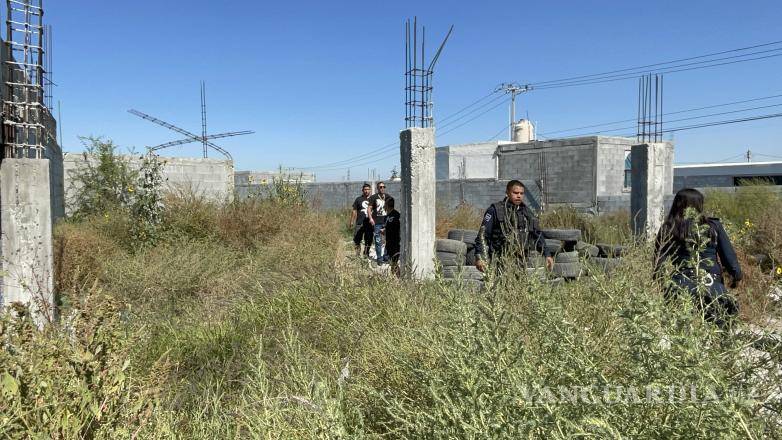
[667,273,739,329]
[353,220,372,249]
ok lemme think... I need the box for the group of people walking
[350,181,400,267]
[351,178,743,328]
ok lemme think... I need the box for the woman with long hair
[654,188,742,328]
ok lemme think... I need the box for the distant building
[674,161,782,190]
[435,135,673,212]
[234,169,315,186]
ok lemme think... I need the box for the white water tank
[512,119,535,143]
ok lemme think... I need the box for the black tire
[553,261,582,278]
[590,257,623,272]
[448,229,479,245]
[465,248,477,265]
[542,229,582,241]
[526,255,546,268]
[443,277,484,291]
[437,251,464,267]
[544,239,562,256]
[443,266,484,280]
[555,251,579,264]
[548,277,565,286]
[596,243,626,258]
[436,238,468,255]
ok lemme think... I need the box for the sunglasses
[378,186,386,189]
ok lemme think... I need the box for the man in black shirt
[367,181,394,265]
[350,183,372,257]
[383,197,401,274]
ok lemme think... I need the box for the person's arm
[350,202,357,228]
[474,205,496,272]
[367,197,375,226]
[713,220,742,287]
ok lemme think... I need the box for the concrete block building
[674,161,782,190]
[434,135,674,213]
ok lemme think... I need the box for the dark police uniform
[654,217,742,328]
[474,198,551,264]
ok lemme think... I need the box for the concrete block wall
[63,153,234,214]
[436,142,499,180]
[498,137,597,206]
[595,137,633,196]
[238,178,542,217]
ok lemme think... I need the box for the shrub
[67,136,139,218]
[0,292,155,438]
[435,203,482,238]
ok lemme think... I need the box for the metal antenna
[200,81,207,158]
[404,18,453,129]
[128,83,254,161]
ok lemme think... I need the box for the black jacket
[474,198,550,261]
[654,217,742,286]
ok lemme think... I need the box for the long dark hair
[660,188,708,242]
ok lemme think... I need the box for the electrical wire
[297,90,504,170]
[598,111,782,138]
[527,40,782,87]
[437,97,510,139]
[533,52,782,90]
[539,93,782,136]
[486,123,510,141]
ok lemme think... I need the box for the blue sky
[49,0,782,181]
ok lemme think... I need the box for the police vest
[489,201,532,255]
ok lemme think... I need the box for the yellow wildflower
[744,219,752,228]
[128,186,134,193]
[777,266,782,276]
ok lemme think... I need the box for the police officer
[474,180,554,273]
[654,188,741,328]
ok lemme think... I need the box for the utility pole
[347,168,350,181]
[746,149,752,163]
[496,83,532,140]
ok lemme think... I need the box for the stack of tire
[590,243,626,273]
[438,230,483,290]
[541,229,583,279]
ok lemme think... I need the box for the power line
[563,102,782,137]
[297,90,503,170]
[527,40,782,87]
[755,153,782,160]
[575,111,782,138]
[540,93,782,137]
[533,51,782,90]
[438,96,510,138]
[437,89,502,125]
[486,122,509,141]
[436,92,509,130]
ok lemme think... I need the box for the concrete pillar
[400,128,436,280]
[0,159,55,325]
[631,143,674,239]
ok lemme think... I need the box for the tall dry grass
[5,188,782,438]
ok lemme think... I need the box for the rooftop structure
[674,160,782,189]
